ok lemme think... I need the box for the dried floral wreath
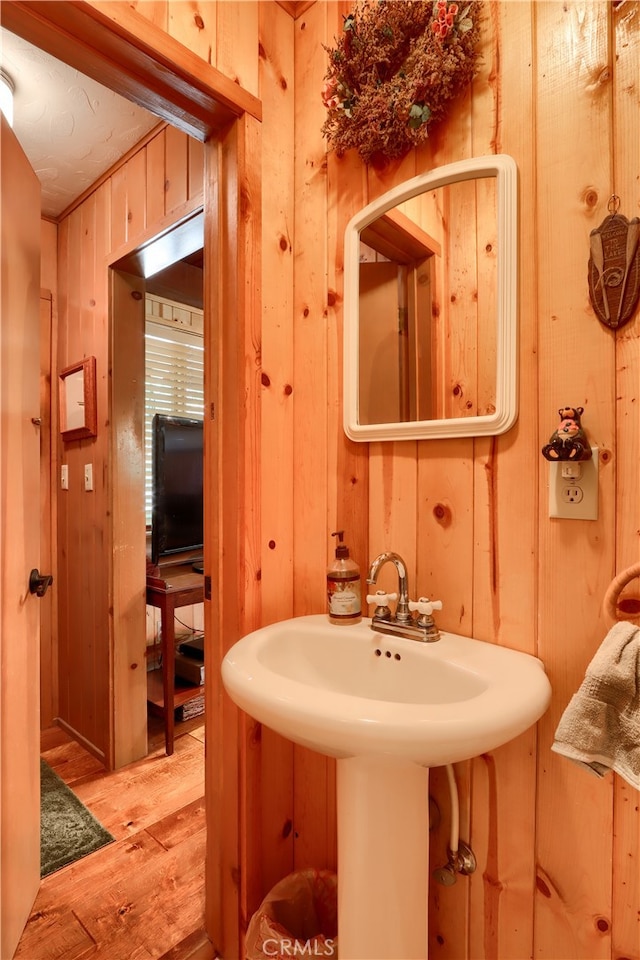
[321,0,482,165]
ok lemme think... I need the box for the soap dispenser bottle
[327,531,361,626]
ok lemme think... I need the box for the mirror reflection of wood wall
[63,368,86,430]
[357,178,497,425]
[359,260,402,424]
[59,356,97,441]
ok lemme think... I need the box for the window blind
[145,319,204,524]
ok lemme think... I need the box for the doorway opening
[111,212,206,757]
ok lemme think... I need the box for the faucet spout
[366,552,443,643]
[367,551,412,622]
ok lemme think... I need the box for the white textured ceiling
[1,28,159,219]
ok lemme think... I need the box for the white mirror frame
[343,154,518,441]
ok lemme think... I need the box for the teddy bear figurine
[542,406,592,462]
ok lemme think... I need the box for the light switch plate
[84,463,94,492]
[549,446,598,520]
[61,465,69,490]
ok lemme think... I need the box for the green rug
[40,759,114,878]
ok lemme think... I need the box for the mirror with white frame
[343,155,518,441]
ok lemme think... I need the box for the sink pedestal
[222,614,552,957]
[337,756,430,960]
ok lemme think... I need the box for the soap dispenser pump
[327,531,362,626]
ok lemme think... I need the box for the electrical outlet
[549,447,598,520]
[561,484,583,504]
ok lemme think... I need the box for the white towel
[551,621,640,790]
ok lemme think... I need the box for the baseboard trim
[54,718,106,765]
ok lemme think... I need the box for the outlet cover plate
[549,446,598,520]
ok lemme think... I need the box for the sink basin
[223,614,551,959]
[221,614,551,766]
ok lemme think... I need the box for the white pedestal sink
[338,755,430,958]
[222,615,551,960]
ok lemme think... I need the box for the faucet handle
[409,597,443,616]
[366,590,398,607]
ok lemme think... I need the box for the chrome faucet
[367,552,412,622]
[366,551,442,642]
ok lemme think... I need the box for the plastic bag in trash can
[245,868,338,959]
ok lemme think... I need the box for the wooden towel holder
[603,561,640,623]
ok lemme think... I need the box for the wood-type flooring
[15,716,214,960]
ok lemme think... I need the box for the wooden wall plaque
[588,206,640,329]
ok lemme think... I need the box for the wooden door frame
[3,4,261,956]
[38,291,57,729]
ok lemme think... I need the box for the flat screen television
[151,414,203,566]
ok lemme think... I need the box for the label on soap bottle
[327,575,361,623]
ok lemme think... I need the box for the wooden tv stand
[146,563,204,755]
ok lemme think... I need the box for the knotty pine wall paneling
[146,132,167,226]
[135,1,260,96]
[216,2,260,97]
[288,3,639,960]
[467,5,540,959]
[232,109,264,946]
[611,5,640,957]
[163,125,189,212]
[292,0,336,877]
[111,149,146,249]
[200,107,263,957]
[326,6,370,668]
[128,0,168,31]
[257,1,297,896]
[534,5,616,959]
[56,187,112,761]
[168,2,212,63]
[55,125,204,765]
[110,266,147,771]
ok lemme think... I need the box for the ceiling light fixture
[0,68,15,127]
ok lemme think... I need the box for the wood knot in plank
[433,503,452,527]
[250,722,262,746]
[582,187,599,210]
[482,872,504,892]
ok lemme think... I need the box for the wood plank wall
[48,2,638,957]
[52,125,204,763]
[286,4,639,960]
